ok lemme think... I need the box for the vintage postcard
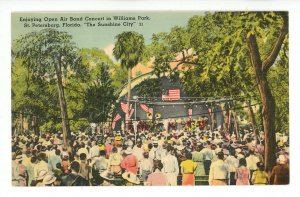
[11,11,289,187]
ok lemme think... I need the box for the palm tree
[113,31,145,131]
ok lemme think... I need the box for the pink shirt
[147,170,168,186]
[121,154,138,174]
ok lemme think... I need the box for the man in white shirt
[209,151,229,185]
[89,141,100,159]
[139,152,153,182]
[161,146,179,186]
[133,139,144,164]
[201,142,214,175]
[225,150,239,185]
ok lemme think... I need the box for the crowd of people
[11,119,289,186]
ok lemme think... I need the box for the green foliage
[148,11,288,133]
[113,31,145,69]
[135,78,162,98]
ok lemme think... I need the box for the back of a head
[71,161,80,173]
[80,153,87,161]
[239,158,246,167]
[55,149,61,156]
[153,160,163,171]
[186,151,193,160]
[217,151,224,160]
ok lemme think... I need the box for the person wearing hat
[251,162,268,185]
[209,151,229,185]
[12,155,27,186]
[61,161,89,186]
[121,147,138,175]
[90,150,108,185]
[108,147,123,174]
[270,155,289,185]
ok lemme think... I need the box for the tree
[13,29,82,148]
[148,12,288,170]
[113,31,145,130]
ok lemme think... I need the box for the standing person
[91,150,108,185]
[161,146,179,186]
[12,155,27,186]
[201,142,213,175]
[146,161,168,186]
[209,151,229,186]
[27,156,38,186]
[61,161,89,186]
[225,149,239,185]
[235,158,250,185]
[246,150,260,181]
[192,144,205,177]
[139,152,153,182]
[270,155,289,185]
[180,152,197,186]
[251,162,268,185]
[78,153,89,181]
[48,149,62,171]
[33,153,49,179]
[108,147,123,174]
[121,147,138,175]
[89,141,100,159]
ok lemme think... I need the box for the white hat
[122,172,140,185]
[176,145,185,151]
[43,174,56,185]
[278,155,286,164]
[125,147,133,155]
[37,170,48,180]
[100,170,114,181]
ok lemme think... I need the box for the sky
[12,12,204,57]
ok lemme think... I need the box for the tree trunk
[54,63,71,148]
[20,112,24,135]
[247,34,277,171]
[126,67,132,132]
[247,100,258,136]
[232,110,239,140]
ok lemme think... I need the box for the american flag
[112,113,121,129]
[140,104,153,114]
[121,102,132,113]
[162,89,180,101]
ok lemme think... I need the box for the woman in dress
[180,152,197,185]
[235,158,250,185]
